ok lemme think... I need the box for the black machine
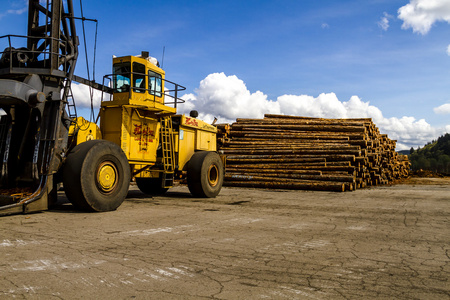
[0,0,80,214]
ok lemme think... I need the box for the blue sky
[1,0,449,149]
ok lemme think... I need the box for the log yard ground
[1,177,449,299]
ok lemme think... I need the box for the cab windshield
[113,62,131,92]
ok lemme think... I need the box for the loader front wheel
[187,151,223,198]
[63,140,131,212]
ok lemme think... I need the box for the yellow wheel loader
[66,53,224,211]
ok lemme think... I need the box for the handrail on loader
[101,72,186,109]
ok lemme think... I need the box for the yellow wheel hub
[207,165,219,187]
[97,162,117,193]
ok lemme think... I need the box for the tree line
[408,133,450,175]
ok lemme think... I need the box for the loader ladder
[160,116,174,188]
[63,80,77,120]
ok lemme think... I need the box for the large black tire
[135,176,168,195]
[187,151,224,198]
[63,140,131,212]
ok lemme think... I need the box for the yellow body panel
[177,128,196,170]
[100,106,160,164]
[181,115,217,151]
[68,117,102,146]
[181,115,217,133]
[197,130,216,151]
[176,116,217,170]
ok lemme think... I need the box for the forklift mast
[0,0,79,215]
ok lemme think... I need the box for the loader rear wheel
[63,140,131,212]
[187,151,223,198]
[135,177,168,195]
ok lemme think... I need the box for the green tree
[408,133,450,174]
[437,155,450,174]
[417,156,430,170]
[429,158,438,172]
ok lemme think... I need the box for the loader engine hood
[181,115,217,133]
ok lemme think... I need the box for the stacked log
[218,114,410,192]
[215,123,231,148]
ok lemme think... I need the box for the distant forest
[408,133,450,175]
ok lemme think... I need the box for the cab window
[132,62,146,93]
[148,70,162,97]
[113,62,131,92]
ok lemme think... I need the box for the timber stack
[218,114,410,192]
[215,123,231,148]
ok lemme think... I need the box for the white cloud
[277,93,347,119]
[376,116,438,148]
[178,73,448,150]
[178,72,280,123]
[0,1,27,19]
[321,23,330,29]
[398,0,450,35]
[434,103,450,114]
[447,44,450,55]
[71,83,103,108]
[7,7,27,15]
[378,12,392,31]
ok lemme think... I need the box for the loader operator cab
[112,58,163,98]
[104,52,179,114]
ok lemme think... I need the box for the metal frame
[0,0,79,215]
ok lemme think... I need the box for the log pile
[217,114,410,192]
[215,123,231,148]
